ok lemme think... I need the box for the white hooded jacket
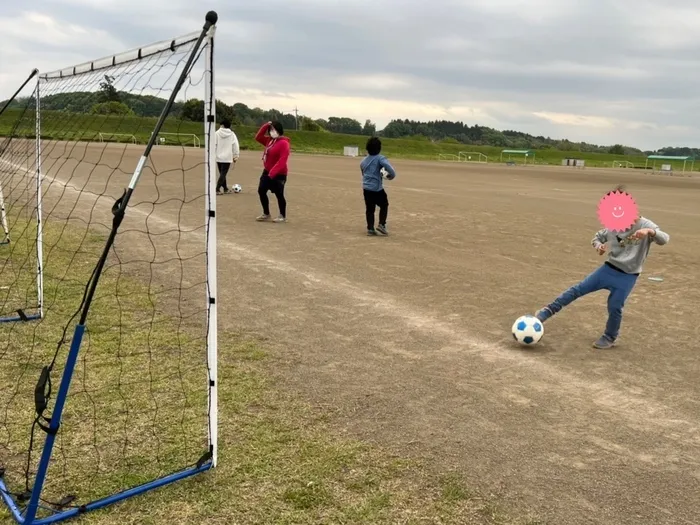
[215,127,240,163]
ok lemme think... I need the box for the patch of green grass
[0,106,672,170]
[440,472,474,503]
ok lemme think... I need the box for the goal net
[458,151,487,163]
[0,12,219,525]
[0,69,43,324]
[437,154,459,162]
[612,160,633,169]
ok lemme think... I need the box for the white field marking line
[3,159,698,441]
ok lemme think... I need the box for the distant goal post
[343,146,359,157]
[458,151,487,163]
[437,154,459,162]
[98,132,138,144]
[153,132,201,148]
[612,160,633,169]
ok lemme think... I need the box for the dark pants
[258,170,287,217]
[363,189,388,230]
[544,262,638,340]
[216,162,231,192]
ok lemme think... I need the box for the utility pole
[293,106,299,130]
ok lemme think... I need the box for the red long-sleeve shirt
[255,123,290,178]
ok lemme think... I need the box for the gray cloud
[2,0,700,149]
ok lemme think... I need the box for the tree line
[1,74,684,155]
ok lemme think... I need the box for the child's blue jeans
[544,263,638,340]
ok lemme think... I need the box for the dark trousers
[216,162,231,192]
[363,189,388,230]
[258,170,287,217]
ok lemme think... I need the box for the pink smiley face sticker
[597,190,639,232]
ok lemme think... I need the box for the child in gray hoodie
[535,187,669,348]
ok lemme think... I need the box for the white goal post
[155,132,201,148]
[458,151,488,163]
[343,146,359,157]
[612,160,633,168]
[0,11,219,525]
[438,154,459,161]
[98,132,138,144]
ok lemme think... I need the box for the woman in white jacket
[215,118,240,194]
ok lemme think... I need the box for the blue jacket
[360,154,396,191]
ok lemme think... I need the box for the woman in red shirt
[255,121,291,223]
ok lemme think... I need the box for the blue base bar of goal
[0,461,213,525]
[0,313,41,324]
[0,478,26,524]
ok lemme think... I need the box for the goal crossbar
[39,32,200,80]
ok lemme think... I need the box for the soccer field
[222,150,700,525]
[7,141,698,524]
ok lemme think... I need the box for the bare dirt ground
[26,142,700,524]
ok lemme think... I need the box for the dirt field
[222,151,700,525]
[11,142,700,524]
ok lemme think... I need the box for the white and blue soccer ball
[380,167,389,179]
[232,184,242,193]
[511,315,544,346]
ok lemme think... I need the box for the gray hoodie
[591,216,669,274]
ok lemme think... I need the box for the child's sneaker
[367,228,378,236]
[256,214,271,222]
[535,307,553,323]
[273,215,287,223]
[593,335,616,349]
[377,224,388,235]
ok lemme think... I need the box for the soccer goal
[156,132,201,147]
[0,11,219,525]
[98,132,138,144]
[343,146,359,157]
[458,151,487,163]
[612,160,633,169]
[0,67,43,323]
[438,154,459,162]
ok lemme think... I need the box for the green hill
[0,107,662,168]
[1,84,650,156]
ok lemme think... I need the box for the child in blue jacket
[360,137,396,236]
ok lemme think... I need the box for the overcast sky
[1,0,699,150]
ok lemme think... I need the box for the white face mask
[269,129,279,139]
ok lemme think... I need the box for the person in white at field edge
[214,118,240,194]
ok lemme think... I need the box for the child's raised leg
[536,265,607,322]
